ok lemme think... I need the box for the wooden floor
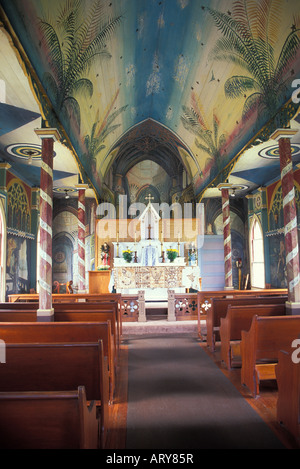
[105,336,300,450]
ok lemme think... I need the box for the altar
[111,264,200,294]
[108,196,200,301]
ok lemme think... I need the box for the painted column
[35,128,60,321]
[271,129,300,312]
[76,184,89,293]
[218,184,233,289]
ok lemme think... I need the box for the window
[250,217,265,288]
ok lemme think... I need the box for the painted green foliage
[84,105,128,164]
[207,0,300,118]
[181,97,226,177]
[39,0,122,128]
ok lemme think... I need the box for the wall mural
[5,176,33,296]
[267,169,300,288]
[2,0,300,199]
[6,235,30,295]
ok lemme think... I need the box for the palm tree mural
[39,0,122,128]
[181,94,226,177]
[207,0,300,119]
[84,104,128,166]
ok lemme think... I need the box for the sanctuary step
[122,320,200,335]
[146,301,168,321]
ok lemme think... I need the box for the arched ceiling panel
[0,0,300,200]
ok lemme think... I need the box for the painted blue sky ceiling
[1,0,300,199]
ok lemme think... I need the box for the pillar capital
[0,162,11,170]
[270,128,298,141]
[217,183,232,191]
[75,184,89,191]
[34,128,61,141]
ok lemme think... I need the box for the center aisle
[124,333,285,449]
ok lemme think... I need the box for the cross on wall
[145,193,155,204]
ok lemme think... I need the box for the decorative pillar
[35,128,60,321]
[168,289,176,321]
[218,184,233,289]
[138,290,146,322]
[75,184,89,293]
[271,129,300,313]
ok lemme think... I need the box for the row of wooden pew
[200,289,300,446]
[0,293,122,449]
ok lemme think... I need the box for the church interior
[0,0,300,450]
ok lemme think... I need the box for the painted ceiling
[0,0,300,202]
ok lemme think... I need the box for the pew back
[241,315,300,397]
[8,293,121,303]
[0,301,121,347]
[220,303,286,369]
[197,288,287,338]
[207,295,287,350]
[0,386,98,449]
[0,321,115,401]
[0,341,109,447]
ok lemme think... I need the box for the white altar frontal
[109,198,200,304]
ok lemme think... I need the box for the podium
[89,270,111,294]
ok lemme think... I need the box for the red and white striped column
[76,184,88,292]
[218,184,233,289]
[35,128,60,321]
[271,129,300,312]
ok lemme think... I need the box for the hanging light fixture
[64,189,70,199]
[26,149,34,165]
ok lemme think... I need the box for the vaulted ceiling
[0,0,300,203]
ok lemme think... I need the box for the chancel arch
[104,119,196,208]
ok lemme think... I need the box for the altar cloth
[113,265,200,291]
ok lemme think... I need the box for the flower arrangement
[97,265,110,271]
[122,249,133,263]
[166,248,178,262]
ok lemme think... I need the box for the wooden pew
[0,308,119,364]
[0,340,109,448]
[53,302,120,348]
[0,386,98,449]
[55,310,119,360]
[0,302,120,351]
[241,315,300,397]
[197,288,287,339]
[8,292,121,303]
[220,303,286,369]
[206,295,287,351]
[0,310,37,322]
[276,347,300,445]
[0,321,115,402]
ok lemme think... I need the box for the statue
[101,242,110,267]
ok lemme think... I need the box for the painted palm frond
[208,1,300,118]
[84,104,128,162]
[181,105,204,134]
[39,0,122,128]
[224,75,260,98]
[275,16,300,80]
[181,103,225,175]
